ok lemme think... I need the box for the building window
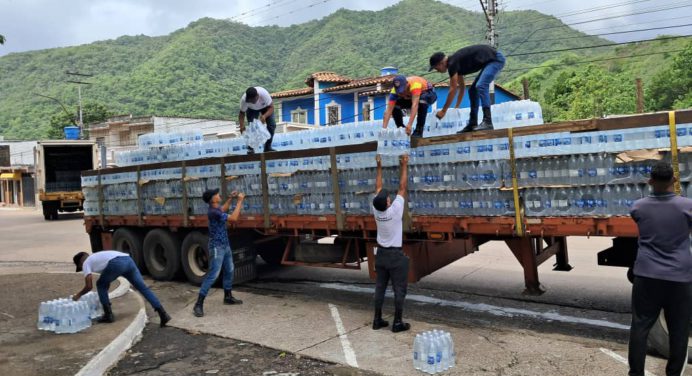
[291,107,308,124]
[326,101,341,126]
[362,103,371,121]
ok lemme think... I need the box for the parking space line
[328,303,359,368]
[599,348,657,376]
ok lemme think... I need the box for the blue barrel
[64,126,79,140]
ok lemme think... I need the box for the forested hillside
[0,0,688,139]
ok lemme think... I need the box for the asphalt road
[1,208,673,376]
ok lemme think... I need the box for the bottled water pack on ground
[414,330,455,374]
[37,292,102,334]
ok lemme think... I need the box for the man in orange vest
[382,75,437,138]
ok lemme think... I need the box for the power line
[530,23,692,43]
[502,2,692,54]
[506,34,691,57]
[253,0,337,25]
[502,48,686,73]
[228,0,297,23]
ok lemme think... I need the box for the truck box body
[36,140,98,220]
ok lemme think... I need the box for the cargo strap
[507,128,524,236]
[669,111,682,195]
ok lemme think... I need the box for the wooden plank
[220,158,227,198]
[181,161,188,227]
[330,147,344,230]
[136,166,142,226]
[260,153,270,229]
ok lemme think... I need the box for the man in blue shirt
[193,188,246,317]
[628,162,692,376]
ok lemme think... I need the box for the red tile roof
[271,87,314,99]
[304,71,351,86]
[322,75,395,92]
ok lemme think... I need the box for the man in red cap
[382,75,437,138]
[371,153,410,332]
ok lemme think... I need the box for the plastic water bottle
[413,334,424,370]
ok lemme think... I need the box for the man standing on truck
[238,86,276,154]
[382,75,437,138]
[371,153,410,332]
[193,188,246,317]
[429,44,505,133]
[72,251,171,327]
[628,162,692,376]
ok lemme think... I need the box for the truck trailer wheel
[181,231,209,285]
[143,229,181,281]
[42,202,58,220]
[112,228,146,273]
[648,311,692,363]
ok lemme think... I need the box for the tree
[0,35,5,44]
[646,42,692,111]
[47,102,112,139]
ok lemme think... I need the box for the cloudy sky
[0,0,690,56]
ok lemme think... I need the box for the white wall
[153,117,239,138]
[0,141,37,166]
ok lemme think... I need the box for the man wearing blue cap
[382,75,437,138]
[429,44,505,132]
[193,188,246,317]
[372,153,410,332]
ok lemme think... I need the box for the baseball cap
[429,52,445,71]
[202,188,220,204]
[73,251,89,272]
[392,75,408,95]
[372,189,389,212]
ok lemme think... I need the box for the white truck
[35,140,98,220]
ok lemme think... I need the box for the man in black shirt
[429,44,506,132]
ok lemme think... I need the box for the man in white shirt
[372,153,410,333]
[72,250,171,327]
[238,86,276,153]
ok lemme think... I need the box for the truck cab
[35,140,98,220]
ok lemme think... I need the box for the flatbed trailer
[82,109,692,294]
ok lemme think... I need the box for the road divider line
[319,283,630,331]
[328,303,359,368]
[599,348,657,376]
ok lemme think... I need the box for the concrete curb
[108,276,131,300]
[75,289,147,376]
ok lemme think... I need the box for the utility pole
[480,0,499,103]
[635,78,644,113]
[66,71,94,138]
[479,0,499,48]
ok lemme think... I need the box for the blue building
[271,69,520,127]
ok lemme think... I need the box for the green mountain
[1,0,684,140]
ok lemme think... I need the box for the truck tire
[43,202,58,220]
[143,229,181,281]
[88,228,103,252]
[181,231,209,286]
[648,311,692,363]
[112,228,146,273]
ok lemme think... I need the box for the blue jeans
[97,256,162,310]
[469,51,506,118]
[198,244,234,297]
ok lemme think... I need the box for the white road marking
[328,303,359,368]
[599,348,657,376]
[319,283,630,331]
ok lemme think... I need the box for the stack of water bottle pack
[520,152,692,217]
[37,292,103,334]
[413,330,456,374]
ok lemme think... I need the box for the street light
[66,71,94,138]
